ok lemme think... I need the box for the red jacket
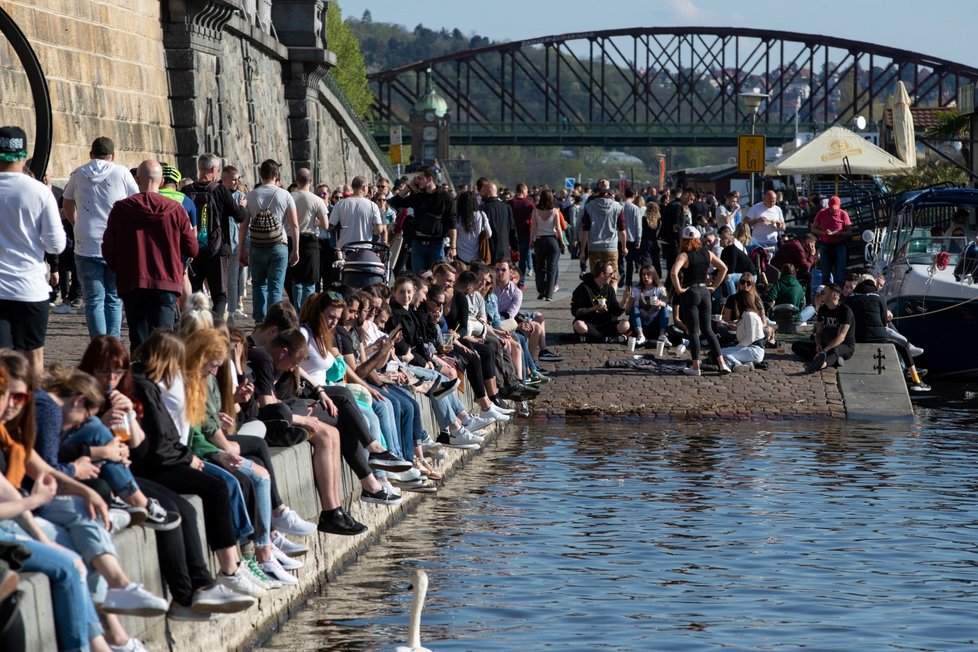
[771,238,815,274]
[103,192,197,295]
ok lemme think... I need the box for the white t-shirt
[736,310,767,347]
[299,325,337,387]
[0,173,66,302]
[63,159,138,257]
[158,372,190,447]
[329,196,381,248]
[745,202,784,246]
[716,203,741,229]
[292,189,328,236]
[246,184,295,246]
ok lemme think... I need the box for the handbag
[478,229,492,262]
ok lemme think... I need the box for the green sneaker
[244,557,282,590]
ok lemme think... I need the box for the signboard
[564,177,575,190]
[738,134,766,173]
[389,126,402,145]
[389,144,402,165]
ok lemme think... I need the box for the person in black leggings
[670,225,731,376]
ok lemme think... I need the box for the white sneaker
[271,530,308,557]
[482,408,511,424]
[270,506,316,536]
[418,433,442,452]
[260,558,299,586]
[271,544,304,570]
[489,403,516,415]
[53,303,71,314]
[733,362,754,372]
[674,343,687,357]
[379,478,402,497]
[466,414,497,432]
[447,427,482,449]
[108,508,132,533]
[635,334,647,346]
[387,467,422,483]
[109,637,148,652]
[102,583,168,617]
[191,583,256,614]
[682,366,701,376]
[910,345,924,357]
[218,563,269,598]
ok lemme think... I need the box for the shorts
[0,299,49,351]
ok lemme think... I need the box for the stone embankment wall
[0,0,392,186]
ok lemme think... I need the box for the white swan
[395,569,432,652]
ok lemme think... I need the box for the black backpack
[185,180,224,257]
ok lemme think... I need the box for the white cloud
[665,0,706,19]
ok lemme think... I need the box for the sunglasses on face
[7,392,29,405]
[739,279,753,286]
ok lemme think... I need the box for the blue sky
[340,0,978,68]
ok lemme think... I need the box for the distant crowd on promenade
[0,123,938,650]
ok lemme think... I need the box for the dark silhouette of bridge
[367,27,978,148]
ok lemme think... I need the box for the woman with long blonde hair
[669,226,730,376]
[641,202,662,276]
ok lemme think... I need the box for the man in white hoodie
[62,136,138,339]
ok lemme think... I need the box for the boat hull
[887,292,978,378]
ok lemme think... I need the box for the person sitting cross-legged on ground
[719,291,766,372]
[621,265,669,346]
[791,283,854,372]
[571,259,630,342]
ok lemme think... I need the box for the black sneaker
[317,509,367,535]
[428,378,460,400]
[367,450,413,473]
[436,429,452,445]
[537,349,564,362]
[804,351,826,373]
[361,487,403,506]
[143,497,182,531]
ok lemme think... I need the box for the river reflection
[257,392,978,651]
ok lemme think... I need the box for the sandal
[416,459,443,481]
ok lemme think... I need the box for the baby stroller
[339,241,391,288]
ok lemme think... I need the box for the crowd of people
[0,123,939,650]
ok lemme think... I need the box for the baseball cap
[161,164,182,185]
[681,225,701,240]
[828,195,841,207]
[0,126,28,162]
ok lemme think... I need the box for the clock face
[424,111,434,122]
[422,126,438,141]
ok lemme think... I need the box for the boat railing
[892,235,971,267]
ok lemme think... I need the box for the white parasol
[892,80,917,167]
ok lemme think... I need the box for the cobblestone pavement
[41,256,844,422]
[520,257,845,422]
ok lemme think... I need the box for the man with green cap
[0,126,66,373]
[159,164,198,230]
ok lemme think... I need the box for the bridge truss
[368,27,978,148]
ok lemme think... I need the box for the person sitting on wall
[791,283,854,372]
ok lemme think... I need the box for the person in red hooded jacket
[103,160,198,351]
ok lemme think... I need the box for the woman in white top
[530,189,565,301]
[720,290,766,370]
[621,265,670,345]
[454,191,491,264]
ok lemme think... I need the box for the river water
[258,387,978,651]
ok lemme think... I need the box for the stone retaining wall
[19,384,494,651]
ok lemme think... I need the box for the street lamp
[740,89,769,204]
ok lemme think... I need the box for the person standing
[290,167,328,308]
[62,136,138,339]
[810,195,851,285]
[0,126,66,372]
[746,190,786,251]
[481,182,516,264]
[239,159,298,323]
[669,226,731,376]
[221,165,248,320]
[328,175,385,250]
[578,179,626,287]
[508,183,536,283]
[185,153,245,322]
[389,166,456,273]
[530,189,563,301]
[103,161,198,351]
[621,187,644,288]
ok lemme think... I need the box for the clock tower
[409,68,450,165]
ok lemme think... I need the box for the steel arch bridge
[367,27,978,148]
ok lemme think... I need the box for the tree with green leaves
[326,2,373,116]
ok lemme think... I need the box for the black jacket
[482,196,517,262]
[387,301,431,365]
[130,365,193,471]
[846,282,889,342]
[571,273,622,324]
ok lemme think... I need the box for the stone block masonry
[0,0,394,187]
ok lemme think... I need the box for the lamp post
[740,89,769,204]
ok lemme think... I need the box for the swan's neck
[407,570,429,649]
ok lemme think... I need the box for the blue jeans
[63,417,139,498]
[249,244,288,323]
[0,520,102,652]
[203,462,254,542]
[36,496,117,602]
[370,393,397,452]
[376,384,421,463]
[232,458,272,548]
[407,365,462,429]
[820,241,848,285]
[292,282,316,309]
[411,240,445,273]
[75,254,122,338]
[517,232,532,282]
[630,306,670,339]
[515,331,538,376]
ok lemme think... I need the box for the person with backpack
[389,166,457,273]
[239,159,299,323]
[186,153,246,323]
